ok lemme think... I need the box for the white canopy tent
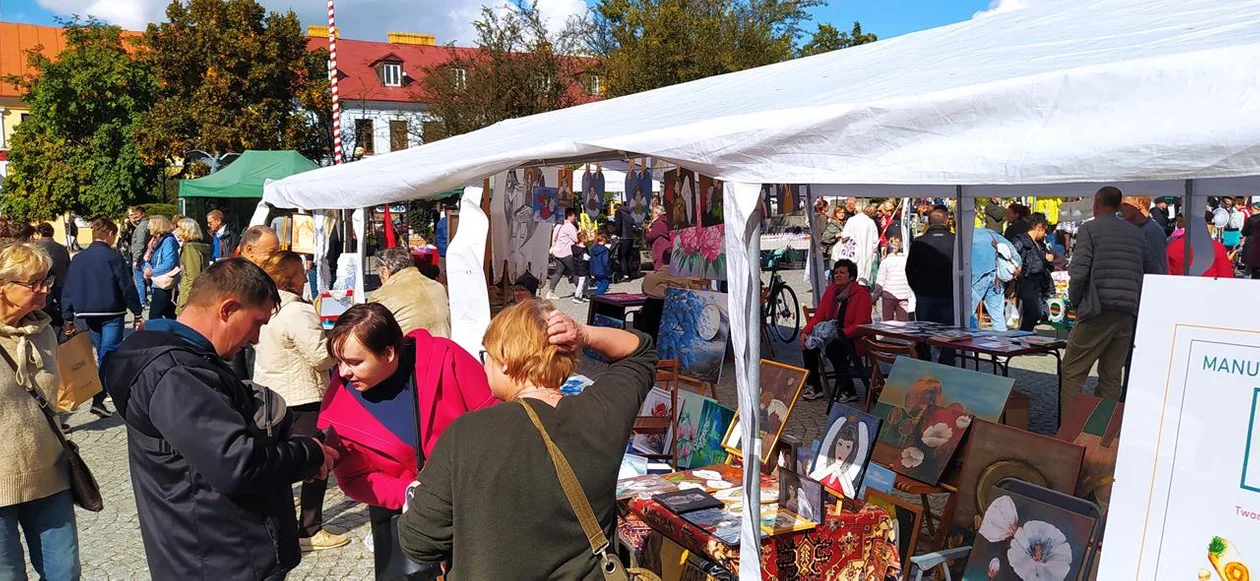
[266,0,1260,571]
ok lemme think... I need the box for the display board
[1099,276,1260,581]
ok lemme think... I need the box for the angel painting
[810,405,880,499]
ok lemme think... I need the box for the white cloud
[973,0,1029,19]
[35,0,589,45]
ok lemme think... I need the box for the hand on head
[546,309,585,354]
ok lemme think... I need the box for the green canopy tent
[179,150,319,234]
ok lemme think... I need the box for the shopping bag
[55,333,102,413]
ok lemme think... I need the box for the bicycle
[761,249,801,343]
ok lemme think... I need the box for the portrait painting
[491,168,550,287]
[961,486,1097,581]
[721,360,806,464]
[290,213,316,255]
[663,168,697,230]
[871,356,1015,485]
[531,186,560,224]
[809,404,881,499]
[952,420,1085,546]
[556,167,575,209]
[657,288,728,384]
[581,166,606,219]
[778,470,825,524]
[698,175,724,227]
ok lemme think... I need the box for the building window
[380,62,403,87]
[20,113,31,124]
[452,68,467,90]
[389,120,409,151]
[588,75,602,95]
[354,118,375,156]
[423,121,444,143]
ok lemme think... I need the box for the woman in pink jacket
[318,303,496,578]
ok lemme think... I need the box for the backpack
[991,232,1019,282]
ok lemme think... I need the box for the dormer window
[453,68,467,90]
[380,62,403,87]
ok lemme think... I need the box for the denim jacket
[146,234,180,277]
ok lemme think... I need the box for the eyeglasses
[478,350,489,364]
[7,276,54,292]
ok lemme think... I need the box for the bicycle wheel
[771,285,801,343]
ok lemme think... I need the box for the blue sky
[0,0,999,46]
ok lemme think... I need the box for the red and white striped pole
[327,0,343,165]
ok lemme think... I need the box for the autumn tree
[137,0,324,174]
[0,20,159,220]
[419,2,592,140]
[586,0,825,97]
[797,21,877,57]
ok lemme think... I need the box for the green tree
[586,0,825,97]
[138,0,324,173]
[419,2,591,140]
[797,20,876,57]
[0,20,159,220]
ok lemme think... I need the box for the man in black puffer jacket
[103,259,337,580]
[906,209,956,364]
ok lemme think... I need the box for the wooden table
[586,292,648,325]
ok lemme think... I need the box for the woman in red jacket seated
[799,259,873,403]
[318,303,496,578]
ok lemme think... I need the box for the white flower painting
[962,492,1095,581]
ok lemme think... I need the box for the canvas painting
[778,470,825,523]
[624,167,652,225]
[722,360,807,464]
[581,167,606,219]
[961,486,1097,581]
[952,420,1085,547]
[668,225,726,280]
[795,441,818,476]
[492,168,552,287]
[585,315,624,363]
[760,507,817,537]
[858,463,897,500]
[1055,394,1124,520]
[865,490,923,575]
[676,396,735,470]
[631,387,674,456]
[531,186,561,223]
[809,404,882,499]
[663,168,697,230]
[658,288,729,384]
[871,356,1015,485]
[557,167,575,209]
[698,175,724,227]
[290,213,316,255]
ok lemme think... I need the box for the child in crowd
[589,233,613,296]
[571,231,591,303]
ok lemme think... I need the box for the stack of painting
[721,360,807,464]
[870,357,1016,485]
[1054,393,1124,523]
[658,288,728,384]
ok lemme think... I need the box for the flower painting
[670,223,727,280]
[961,488,1096,581]
[871,356,1015,485]
[676,396,735,470]
[658,288,729,384]
[630,387,674,456]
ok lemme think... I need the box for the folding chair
[857,335,918,414]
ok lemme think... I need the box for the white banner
[447,186,491,359]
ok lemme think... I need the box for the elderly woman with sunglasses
[0,241,80,579]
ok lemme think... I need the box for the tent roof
[266,0,1260,210]
[182,150,318,199]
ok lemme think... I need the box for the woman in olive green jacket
[174,219,212,315]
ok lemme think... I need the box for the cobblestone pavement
[39,273,1099,579]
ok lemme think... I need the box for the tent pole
[955,185,971,327]
[482,177,492,286]
[1182,179,1193,275]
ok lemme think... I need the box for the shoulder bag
[518,400,660,581]
[379,355,442,581]
[0,345,103,512]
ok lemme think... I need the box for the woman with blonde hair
[142,215,180,320]
[398,301,656,578]
[0,242,80,578]
[174,218,212,315]
[253,251,348,551]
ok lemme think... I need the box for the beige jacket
[369,267,451,338]
[0,310,69,507]
[253,290,336,408]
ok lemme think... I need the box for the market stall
[266,0,1260,571]
[179,150,318,234]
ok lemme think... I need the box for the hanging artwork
[581,166,606,219]
[669,224,726,280]
[630,387,674,456]
[624,161,651,224]
[492,168,553,287]
[1054,394,1124,521]
[291,213,316,255]
[871,356,1015,485]
[557,168,575,210]
[663,168,697,230]
[952,419,1086,548]
[658,288,728,384]
[865,490,924,575]
[809,404,881,499]
[666,169,725,280]
[961,485,1097,581]
[676,395,735,470]
[722,360,807,464]
[698,175,724,227]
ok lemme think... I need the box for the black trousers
[548,255,575,292]
[149,286,176,320]
[802,334,859,397]
[289,403,326,538]
[1017,278,1043,332]
[367,505,439,580]
[618,239,637,280]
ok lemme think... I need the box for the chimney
[387,32,436,46]
[308,25,338,38]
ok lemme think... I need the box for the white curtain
[447,186,492,358]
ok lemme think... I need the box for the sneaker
[89,403,113,418]
[572,297,585,304]
[300,530,351,552]
[545,292,560,300]
[801,386,826,401]
[836,393,860,404]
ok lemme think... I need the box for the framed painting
[657,288,728,384]
[865,489,923,574]
[809,403,882,499]
[557,167,575,209]
[630,387,674,456]
[778,470,825,523]
[871,356,1015,485]
[290,213,316,255]
[952,419,1086,546]
[581,166,605,219]
[961,485,1097,581]
[721,360,807,464]
[676,397,734,470]
[1055,393,1124,522]
[698,174,724,227]
[663,168,697,230]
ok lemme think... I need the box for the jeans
[914,295,956,366]
[132,266,148,308]
[0,490,80,581]
[79,315,125,408]
[592,277,611,295]
[971,275,1008,331]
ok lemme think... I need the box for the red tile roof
[307,36,482,104]
[0,23,68,99]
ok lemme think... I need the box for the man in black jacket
[103,259,337,580]
[906,209,956,364]
[613,202,638,281]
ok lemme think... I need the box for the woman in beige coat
[0,241,79,579]
[254,251,348,551]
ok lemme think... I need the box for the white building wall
[342,100,435,157]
